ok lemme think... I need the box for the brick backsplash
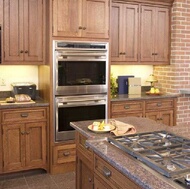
[154,0,190,125]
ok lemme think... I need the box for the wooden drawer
[111,101,144,113]
[94,154,141,189]
[145,99,174,111]
[1,108,47,123]
[76,132,93,163]
[53,144,76,164]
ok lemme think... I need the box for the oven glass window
[58,105,105,132]
[58,61,106,86]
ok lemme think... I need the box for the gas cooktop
[108,131,190,188]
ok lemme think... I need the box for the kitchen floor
[0,170,75,189]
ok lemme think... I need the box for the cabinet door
[3,123,25,172]
[122,4,139,62]
[76,154,94,189]
[23,0,44,62]
[25,122,46,168]
[82,0,109,38]
[160,110,173,126]
[145,111,160,122]
[4,0,24,61]
[111,3,122,61]
[52,0,81,37]
[140,6,155,62]
[154,7,169,62]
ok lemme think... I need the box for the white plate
[88,124,115,133]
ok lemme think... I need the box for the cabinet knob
[25,131,30,134]
[25,50,28,53]
[103,166,111,178]
[124,105,130,109]
[88,178,92,182]
[63,151,70,156]
[21,131,25,135]
[152,53,155,55]
[78,26,83,29]
[83,27,86,30]
[20,113,28,117]
[20,50,24,53]
[154,53,158,55]
[157,103,162,107]
[119,52,123,55]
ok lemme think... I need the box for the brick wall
[154,0,190,126]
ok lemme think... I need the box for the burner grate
[108,131,190,177]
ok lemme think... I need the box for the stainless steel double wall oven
[53,41,109,141]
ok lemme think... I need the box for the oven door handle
[58,100,106,107]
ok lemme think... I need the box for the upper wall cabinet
[3,0,45,65]
[52,0,110,39]
[111,3,139,62]
[140,6,169,63]
[111,0,173,65]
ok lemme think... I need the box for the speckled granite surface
[70,117,190,189]
[111,93,180,102]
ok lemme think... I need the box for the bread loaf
[15,94,31,102]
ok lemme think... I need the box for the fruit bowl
[146,91,162,95]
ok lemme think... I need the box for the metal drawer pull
[157,103,162,107]
[20,113,28,117]
[21,131,25,135]
[85,144,89,149]
[88,178,92,182]
[103,166,111,178]
[124,105,130,109]
[63,151,70,156]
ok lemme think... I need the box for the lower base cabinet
[76,131,141,189]
[1,107,49,173]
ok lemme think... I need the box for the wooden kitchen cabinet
[1,107,48,173]
[94,154,141,189]
[76,132,94,189]
[3,0,45,64]
[145,99,176,126]
[111,3,139,62]
[111,100,144,118]
[110,97,177,126]
[140,6,170,64]
[52,0,109,39]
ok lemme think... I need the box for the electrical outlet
[0,78,6,86]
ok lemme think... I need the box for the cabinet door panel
[160,110,173,126]
[25,122,46,168]
[4,0,24,61]
[111,3,122,61]
[53,0,81,37]
[24,0,43,61]
[123,4,138,62]
[155,7,169,62]
[140,6,155,62]
[3,123,25,172]
[83,0,109,38]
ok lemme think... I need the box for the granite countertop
[111,93,180,102]
[70,117,190,189]
[0,97,49,109]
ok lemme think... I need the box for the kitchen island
[71,117,190,189]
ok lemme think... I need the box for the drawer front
[111,101,144,113]
[145,99,174,110]
[2,108,47,123]
[94,154,140,189]
[53,144,76,164]
[76,132,93,162]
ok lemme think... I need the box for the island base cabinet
[76,154,94,189]
[2,122,47,173]
[94,175,112,189]
[94,154,141,189]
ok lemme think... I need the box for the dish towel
[110,120,136,136]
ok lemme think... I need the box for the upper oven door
[53,43,109,96]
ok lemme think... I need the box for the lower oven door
[55,94,107,141]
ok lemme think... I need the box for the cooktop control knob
[185,174,190,182]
